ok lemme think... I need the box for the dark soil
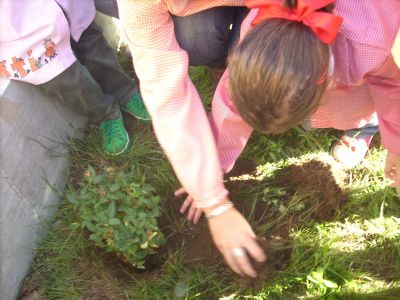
[153,156,348,284]
[280,159,348,222]
[19,277,46,300]
[157,204,293,287]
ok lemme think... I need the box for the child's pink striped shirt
[117,0,400,207]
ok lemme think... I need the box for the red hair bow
[245,0,343,44]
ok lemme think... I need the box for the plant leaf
[109,218,121,225]
[107,202,116,218]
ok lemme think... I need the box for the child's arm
[367,60,400,187]
[392,31,400,68]
[117,0,228,208]
[117,0,266,277]
[210,69,254,173]
[209,11,257,173]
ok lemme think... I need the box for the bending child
[117,0,265,278]
[117,0,400,277]
[226,0,399,182]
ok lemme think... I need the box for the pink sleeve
[393,31,400,68]
[210,70,253,173]
[209,11,256,172]
[117,0,228,207]
[367,57,400,154]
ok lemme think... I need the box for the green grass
[22,66,400,299]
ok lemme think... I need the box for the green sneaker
[122,93,151,121]
[100,116,132,156]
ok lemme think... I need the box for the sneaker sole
[105,130,132,156]
[329,141,368,168]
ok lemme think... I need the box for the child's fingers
[386,166,400,187]
[193,208,203,224]
[233,250,257,278]
[384,160,400,187]
[244,236,267,263]
[384,166,395,179]
[174,187,187,196]
[179,196,192,214]
[187,203,197,221]
[222,249,243,276]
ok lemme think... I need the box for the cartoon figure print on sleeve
[27,49,41,72]
[11,56,28,78]
[44,38,57,62]
[0,60,11,79]
[0,38,56,79]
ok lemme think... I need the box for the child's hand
[175,187,203,224]
[384,151,400,187]
[174,190,266,277]
[206,205,266,278]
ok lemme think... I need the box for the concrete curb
[0,79,86,300]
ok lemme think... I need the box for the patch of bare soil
[19,272,46,300]
[106,155,347,285]
[282,159,347,221]
[153,155,348,284]
[157,201,293,287]
[19,290,45,300]
[76,259,128,300]
[19,289,45,300]
[232,155,348,237]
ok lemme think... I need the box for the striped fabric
[311,1,400,155]
[117,0,244,208]
[393,31,400,67]
[117,0,400,207]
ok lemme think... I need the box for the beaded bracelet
[205,201,234,219]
